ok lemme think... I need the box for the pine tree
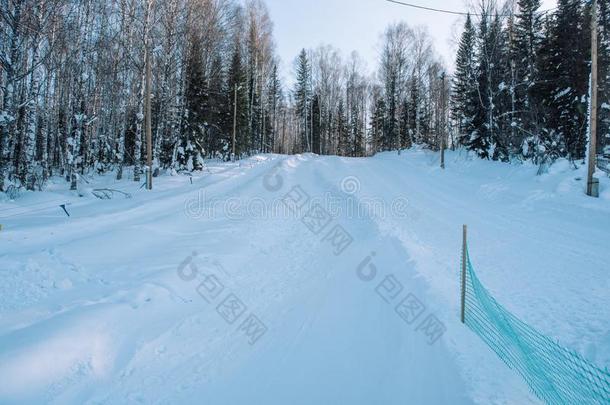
[182,32,206,170]
[380,23,410,152]
[204,53,227,156]
[451,14,478,146]
[294,49,312,152]
[350,97,363,156]
[399,98,412,150]
[371,98,387,154]
[490,14,510,162]
[336,99,348,156]
[504,14,521,155]
[227,40,248,159]
[469,9,494,159]
[534,15,563,162]
[543,0,590,161]
[408,77,420,145]
[312,94,321,154]
[599,0,610,155]
[246,21,260,154]
[417,83,431,145]
[513,0,544,146]
[268,64,282,153]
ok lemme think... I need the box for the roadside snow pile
[0,249,92,312]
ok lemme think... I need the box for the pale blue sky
[266,0,558,80]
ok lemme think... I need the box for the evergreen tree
[227,40,248,159]
[490,14,511,162]
[469,8,494,159]
[182,33,206,170]
[312,94,321,154]
[534,15,563,162]
[408,78,419,145]
[246,20,260,153]
[417,86,431,145]
[451,14,478,146]
[399,98,412,149]
[350,99,363,157]
[504,14,521,156]
[380,23,410,152]
[513,0,544,148]
[371,98,387,154]
[599,0,610,155]
[294,49,312,152]
[267,64,282,153]
[204,53,228,156]
[336,99,348,156]
[543,0,590,161]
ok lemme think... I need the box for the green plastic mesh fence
[462,246,610,404]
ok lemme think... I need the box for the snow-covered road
[1,150,609,404]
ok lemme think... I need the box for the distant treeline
[0,0,608,192]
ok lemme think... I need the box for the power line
[385,0,477,16]
[385,0,560,18]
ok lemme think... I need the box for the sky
[265,0,558,81]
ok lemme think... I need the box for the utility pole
[440,72,446,170]
[587,0,599,198]
[145,0,154,190]
[232,86,238,162]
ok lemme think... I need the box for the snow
[554,87,572,100]
[0,150,609,404]
[0,111,14,125]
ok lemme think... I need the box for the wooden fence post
[461,225,467,324]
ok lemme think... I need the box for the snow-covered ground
[1,149,609,404]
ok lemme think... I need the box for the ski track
[0,150,608,404]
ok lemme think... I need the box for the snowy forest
[0,0,609,192]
